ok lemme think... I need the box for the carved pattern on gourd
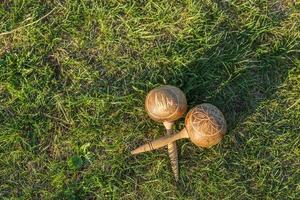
[153,92,176,114]
[191,105,225,136]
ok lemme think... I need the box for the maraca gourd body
[145,85,187,123]
[132,103,226,154]
[145,85,187,181]
[185,103,226,147]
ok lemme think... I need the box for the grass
[0,0,299,199]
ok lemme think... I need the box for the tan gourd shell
[145,85,187,122]
[185,103,227,148]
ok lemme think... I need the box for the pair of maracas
[131,85,227,181]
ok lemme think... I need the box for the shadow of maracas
[144,85,187,181]
[132,103,227,154]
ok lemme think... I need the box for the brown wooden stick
[163,121,179,181]
[131,129,188,155]
[167,138,179,181]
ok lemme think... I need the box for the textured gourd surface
[185,103,226,148]
[145,85,187,122]
[0,1,299,199]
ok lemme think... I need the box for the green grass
[0,0,299,199]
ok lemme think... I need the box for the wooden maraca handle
[166,128,179,181]
[131,129,188,155]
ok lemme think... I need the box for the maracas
[132,103,226,154]
[145,85,187,181]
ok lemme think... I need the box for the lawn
[0,0,299,199]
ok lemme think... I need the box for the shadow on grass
[168,4,297,197]
[175,34,294,196]
[175,29,293,131]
